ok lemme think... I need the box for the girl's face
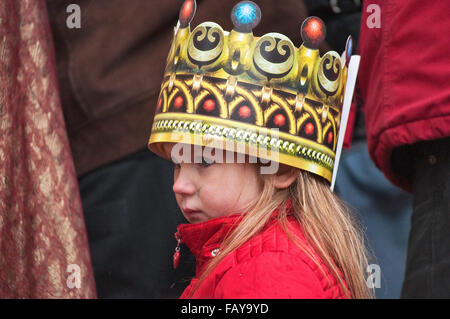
[163,143,264,223]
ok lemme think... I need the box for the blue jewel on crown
[231,1,261,33]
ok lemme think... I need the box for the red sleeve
[213,252,327,299]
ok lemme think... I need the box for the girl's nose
[173,166,196,196]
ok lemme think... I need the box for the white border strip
[330,55,361,191]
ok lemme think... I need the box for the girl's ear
[273,165,298,189]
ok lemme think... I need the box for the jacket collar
[176,213,242,274]
[175,199,293,274]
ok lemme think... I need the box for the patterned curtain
[0,0,96,298]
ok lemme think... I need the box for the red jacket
[176,206,348,299]
[357,0,450,191]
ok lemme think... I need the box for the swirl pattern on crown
[164,14,349,112]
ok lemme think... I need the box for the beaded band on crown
[148,0,353,182]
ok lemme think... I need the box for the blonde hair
[189,167,375,299]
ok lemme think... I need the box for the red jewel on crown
[174,96,184,109]
[179,0,196,28]
[305,122,315,136]
[157,97,162,111]
[203,99,216,112]
[327,131,333,144]
[301,16,326,49]
[238,105,251,118]
[274,114,286,127]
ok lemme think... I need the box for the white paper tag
[330,55,361,191]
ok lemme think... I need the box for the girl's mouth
[183,208,202,215]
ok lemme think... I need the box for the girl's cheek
[199,185,230,212]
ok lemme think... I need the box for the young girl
[148,0,373,298]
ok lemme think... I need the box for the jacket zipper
[173,232,182,269]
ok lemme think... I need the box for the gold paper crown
[149,0,354,181]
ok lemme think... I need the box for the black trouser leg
[401,138,450,298]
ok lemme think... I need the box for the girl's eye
[173,162,181,169]
[200,157,213,168]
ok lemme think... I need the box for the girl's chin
[183,212,207,224]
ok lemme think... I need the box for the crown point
[179,0,196,28]
[301,17,326,49]
[345,36,353,66]
[231,1,261,33]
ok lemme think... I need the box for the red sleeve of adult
[358,0,450,191]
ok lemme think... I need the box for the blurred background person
[303,0,412,298]
[357,0,450,298]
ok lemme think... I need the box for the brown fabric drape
[0,0,96,298]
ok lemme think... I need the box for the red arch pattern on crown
[156,74,338,151]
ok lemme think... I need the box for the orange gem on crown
[301,17,326,49]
